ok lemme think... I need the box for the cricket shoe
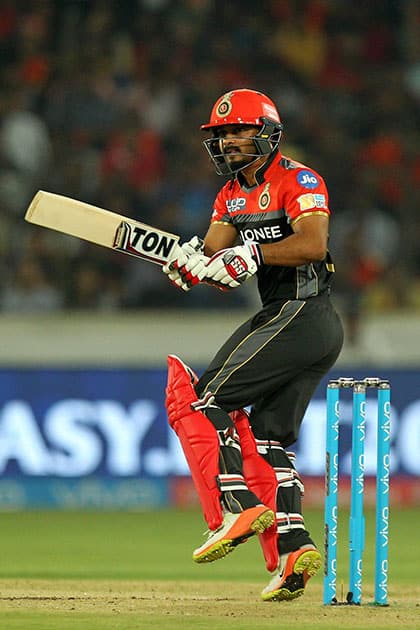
[261,544,322,602]
[193,505,275,564]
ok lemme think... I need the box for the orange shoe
[193,506,275,563]
[261,545,322,601]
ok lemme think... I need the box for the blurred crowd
[0,0,419,343]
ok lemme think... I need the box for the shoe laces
[202,522,223,539]
[202,511,236,539]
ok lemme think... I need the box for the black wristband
[249,243,264,266]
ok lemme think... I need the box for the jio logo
[297,170,319,189]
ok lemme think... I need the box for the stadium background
[0,1,419,510]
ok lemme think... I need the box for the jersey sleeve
[284,167,330,224]
[210,186,233,225]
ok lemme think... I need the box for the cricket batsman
[162,89,344,601]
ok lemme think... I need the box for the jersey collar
[237,150,281,188]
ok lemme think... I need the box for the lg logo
[226,198,246,212]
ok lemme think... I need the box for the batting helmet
[201,89,283,176]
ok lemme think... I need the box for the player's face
[216,125,260,169]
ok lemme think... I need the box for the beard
[224,151,255,172]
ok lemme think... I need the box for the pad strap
[166,355,223,530]
[230,409,279,571]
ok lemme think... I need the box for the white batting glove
[162,236,208,291]
[204,243,263,291]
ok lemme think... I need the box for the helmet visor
[202,120,282,176]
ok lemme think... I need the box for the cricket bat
[25,190,180,265]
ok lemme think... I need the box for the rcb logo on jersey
[258,183,271,210]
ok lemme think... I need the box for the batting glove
[162,236,208,291]
[204,243,263,291]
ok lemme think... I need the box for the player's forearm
[203,222,238,257]
[259,233,327,267]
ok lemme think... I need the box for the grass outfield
[0,508,418,629]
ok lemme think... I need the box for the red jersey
[210,152,335,305]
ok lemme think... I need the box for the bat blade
[25,190,179,265]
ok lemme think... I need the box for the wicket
[323,377,391,606]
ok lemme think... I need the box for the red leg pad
[166,355,223,530]
[231,409,279,571]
